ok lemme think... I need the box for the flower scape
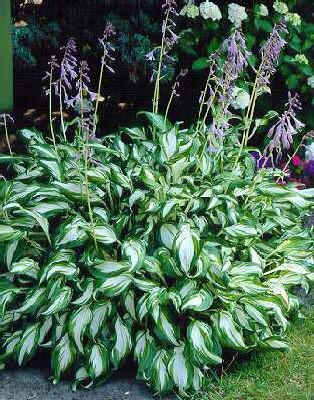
[0,1,313,398]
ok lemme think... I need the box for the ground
[0,310,312,400]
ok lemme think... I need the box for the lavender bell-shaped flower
[99,22,116,74]
[146,0,179,82]
[258,20,287,89]
[222,30,250,81]
[266,92,304,158]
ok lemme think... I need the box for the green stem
[3,114,12,155]
[153,11,170,115]
[49,65,57,151]
[79,70,97,250]
[92,58,106,138]
[59,82,67,142]
[164,88,175,123]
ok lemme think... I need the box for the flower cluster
[286,12,301,27]
[273,1,289,15]
[222,31,250,81]
[228,3,248,28]
[258,21,287,88]
[99,22,117,73]
[199,1,222,21]
[44,38,78,107]
[259,4,269,17]
[146,0,179,82]
[180,1,200,19]
[266,92,304,157]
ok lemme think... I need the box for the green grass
[194,310,314,400]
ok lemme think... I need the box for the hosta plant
[0,2,314,398]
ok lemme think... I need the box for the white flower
[285,12,301,27]
[259,4,269,17]
[273,1,289,15]
[231,87,250,110]
[199,1,222,21]
[307,76,314,89]
[180,2,200,18]
[305,142,314,161]
[228,3,248,28]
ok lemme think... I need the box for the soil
[0,365,175,400]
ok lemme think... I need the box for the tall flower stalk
[44,56,59,150]
[233,21,287,170]
[92,22,116,138]
[78,61,98,249]
[148,0,178,115]
[164,68,188,121]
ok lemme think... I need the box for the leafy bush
[0,2,314,398]
[179,1,314,127]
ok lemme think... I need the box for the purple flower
[99,22,116,73]
[210,120,230,138]
[146,49,157,62]
[222,31,250,80]
[304,160,314,177]
[162,0,178,15]
[171,68,188,97]
[258,20,287,88]
[250,150,273,169]
[265,92,304,158]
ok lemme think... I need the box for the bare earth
[0,365,174,400]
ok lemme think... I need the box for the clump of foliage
[0,1,313,398]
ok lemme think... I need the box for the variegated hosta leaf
[51,334,76,383]
[88,342,110,380]
[69,305,92,353]
[134,331,156,372]
[97,274,133,297]
[187,320,222,365]
[181,288,213,312]
[42,287,72,315]
[168,346,193,393]
[111,316,132,368]
[149,349,173,395]
[224,224,258,238]
[89,301,113,340]
[212,311,246,350]
[92,225,117,245]
[122,238,146,270]
[174,224,200,274]
[17,322,41,366]
[159,223,177,250]
[17,287,47,314]
[9,258,40,280]
[0,225,25,242]
[154,311,180,346]
[55,216,88,249]
[90,261,133,279]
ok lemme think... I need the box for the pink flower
[292,155,302,166]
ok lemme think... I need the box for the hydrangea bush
[0,1,313,398]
